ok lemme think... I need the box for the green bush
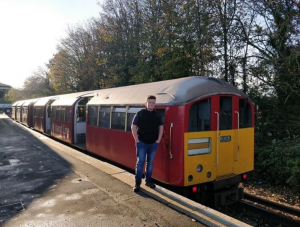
[252,139,300,192]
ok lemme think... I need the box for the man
[131,95,164,192]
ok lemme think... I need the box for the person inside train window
[77,106,86,122]
[131,95,164,192]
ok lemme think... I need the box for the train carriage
[33,96,57,134]
[86,76,254,206]
[50,92,94,146]
[11,101,19,120]
[21,99,38,127]
[15,101,26,123]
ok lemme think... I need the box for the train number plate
[220,136,231,142]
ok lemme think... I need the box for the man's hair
[146,95,156,101]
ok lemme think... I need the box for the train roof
[34,96,58,106]
[51,91,95,106]
[16,100,26,107]
[22,98,38,107]
[87,76,248,106]
[12,101,19,107]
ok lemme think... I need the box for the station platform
[0,114,251,227]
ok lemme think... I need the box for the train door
[45,100,55,134]
[153,108,168,183]
[213,96,236,176]
[29,101,37,128]
[73,97,89,148]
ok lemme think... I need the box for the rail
[241,192,300,227]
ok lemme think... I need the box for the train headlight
[188,175,193,182]
[196,164,203,173]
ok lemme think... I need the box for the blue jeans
[135,141,159,184]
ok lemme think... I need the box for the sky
[0,0,103,89]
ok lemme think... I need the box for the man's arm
[156,125,164,143]
[131,124,139,143]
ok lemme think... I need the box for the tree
[47,24,102,93]
[5,88,23,103]
[22,67,55,98]
[239,0,300,138]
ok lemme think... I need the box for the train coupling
[213,187,243,207]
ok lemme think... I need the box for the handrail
[235,111,240,161]
[169,123,173,159]
[215,112,219,166]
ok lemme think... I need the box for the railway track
[241,192,300,227]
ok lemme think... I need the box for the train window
[88,106,98,126]
[126,107,143,132]
[23,107,27,115]
[47,105,51,118]
[77,106,86,122]
[65,107,71,122]
[78,98,89,105]
[239,99,252,128]
[53,107,67,122]
[219,97,232,130]
[189,99,211,132]
[52,107,56,120]
[99,106,111,129]
[34,107,43,118]
[55,107,60,121]
[111,107,126,131]
[60,107,66,121]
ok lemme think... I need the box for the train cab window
[126,107,143,132]
[189,99,211,132]
[99,106,111,129]
[239,99,252,128]
[77,106,86,122]
[111,107,126,131]
[219,96,232,130]
[88,106,98,126]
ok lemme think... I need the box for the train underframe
[181,175,244,208]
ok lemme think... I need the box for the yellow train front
[159,77,254,207]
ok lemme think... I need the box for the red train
[12,76,255,206]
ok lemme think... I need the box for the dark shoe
[145,181,156,189]
[133,184,140,192]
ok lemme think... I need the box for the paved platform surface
[0,114,251,227]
